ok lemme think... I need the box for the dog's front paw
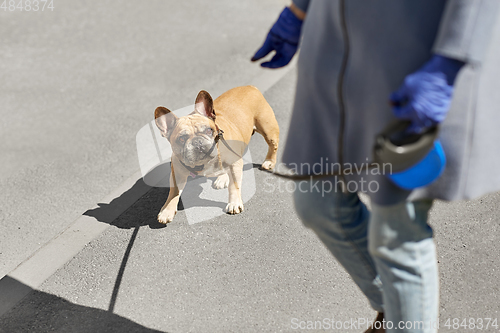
[157,209,176,224]
[212,174,229,189]
[225,202,244,215]
[261,160,275,170]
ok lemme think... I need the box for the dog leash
[259,163,380,180]
[214,126,246,159]
[213,124,381,180]
[260,120,441,182]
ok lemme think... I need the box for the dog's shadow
[84,162,260,229]
[177,178,226,211]
[179,162,257,211]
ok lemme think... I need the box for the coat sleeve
[292,0,310,13]
[433,0,500,63]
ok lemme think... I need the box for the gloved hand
[390,55,465,133]
[251,7,303,69]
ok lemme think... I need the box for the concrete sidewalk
[2,71,500,332]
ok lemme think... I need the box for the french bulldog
[154,86,279,224]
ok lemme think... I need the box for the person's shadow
[0,276,166,333]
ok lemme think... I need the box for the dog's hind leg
[254,111,279,170]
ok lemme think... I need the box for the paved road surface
[1,1,499,332]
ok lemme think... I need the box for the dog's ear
[194,90,216,120]
[155,106,178,139]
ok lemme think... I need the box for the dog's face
[155,90,218,167]
[166,114,218,166]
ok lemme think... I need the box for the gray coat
[283,0,500,204]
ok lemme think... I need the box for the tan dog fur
[154,86,279,224]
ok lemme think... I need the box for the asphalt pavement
[0,0,289,279]
[1,1,499,332]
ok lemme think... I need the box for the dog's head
[155,90,219,167]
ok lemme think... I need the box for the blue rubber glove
[390,55,465,133]
[251,7,303,69]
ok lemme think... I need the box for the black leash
[259,162,380,180]
[215,127,381,180]
[215,128,245,159]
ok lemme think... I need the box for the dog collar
[179,160,205,178]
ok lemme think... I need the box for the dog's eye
[178,136,188,145]
[205,128,213,136]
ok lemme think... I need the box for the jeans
[293,185,438,333]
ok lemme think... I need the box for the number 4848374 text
[1,0,54,11]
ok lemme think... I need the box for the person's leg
[368,199,438,333]
[293,183,384,313]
